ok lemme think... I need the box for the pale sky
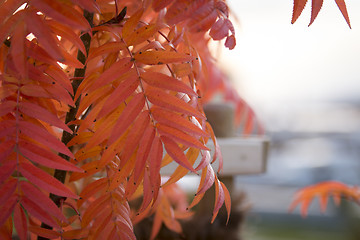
[220,1,360,130]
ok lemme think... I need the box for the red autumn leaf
[220,181,231,225]
[211,177,225,223]
[25,10,64,61]
[0,195,17,227]
[21,196,59,229]
[30,0,90,30]
[19,161,78,199]
[122,9,144,40]
[134,50,195,65]
[289,181,360,217]
[141,71,196,96]
[118,110,150,164]
[97,70,139,118]
[108,93,146,145]
[87,42,127,62]
[13,203,28,240]
[0,161,16,184]
[146,88,205,119]
[86,57,133,93]
[10,21,27,79]
[152,0,175,12]
[0,178,17,206]
[161,136,196,173]
[148,135,163,201]
[157,123,209,150]
[0,100,16,117]
[292,0,351,28]
[151,107,208,138]
[125,23,166,46]
[18,141,82,172]
[62,228,90,240]
[18,121,74,158]
[20,181,67,222]
[78,178,108,207]
[81,194,110,228]
[133,124,155,183]
[18,102,72,133]
[28,225,60,239]
[162,148,200,187]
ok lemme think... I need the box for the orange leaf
[19,161,78,199]
[108,93,146,145]
[87,42,126,62]
[10,21,27,79]
[211,177,225,223]
[28,225,60,239]
[81,194,110,228]
[14,203,28,240]
[86,57,133,93]
[78,178,108,208]
[134,50,195,65]
[220,181,231,225]
[151,107,208,137]
[133,124,155,183]
[44,65,73,96]
[162,148,200,187]
[0,100,16,117]
[47,19,86,55]
[335,0,351,28]
[157,123,208,150]
[141,71,196,96]
[292,0,308,24]
[138,170,154,213]
[125,23,166,46]
[25,10,64,61]
[309,0,323,27]
[161,136,196,173]
[120,110,150,162]
[152,0,174,12]
[20,84,51,99]
[146,88,205,119]
[122,9,144,40]
[62,229,89,239]
[30,0,90,30]
[97,70,139,119]
[148,135,163,201]
[196,165,215,196]
[73,0,100,13]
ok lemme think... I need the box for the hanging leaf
[157,123,209,150]
[18,141,82,172]
[18,102,72,133]
[21,196,59,229]
[134,50,195,65]
[20,181,67,222]
[0,195,17,227]
[19,161,78,199]
[0,178,17,206]
[28,225,60,239]
[30,0,91,30]
[161,136,196,173]
[146,88,205,119]
[211,177,225,223]
[13,203,28,240]
[151,107,208,137]
[86,57,133,93]
[18,121,74,158]
[141,71,196,96]
[108,93,146,145]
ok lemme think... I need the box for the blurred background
[220,1,360,239]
